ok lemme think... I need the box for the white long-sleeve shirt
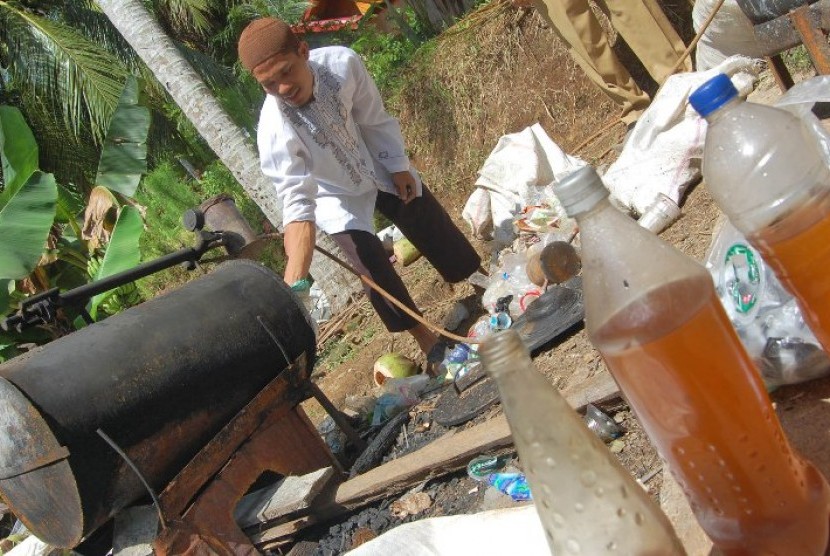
[257,46,422,234]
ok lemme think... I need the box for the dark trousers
[331,186,481,332]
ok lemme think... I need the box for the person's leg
[330,230,440,361]
[376,186,481,284]
[600,0,692,83]
[531,0,650,121]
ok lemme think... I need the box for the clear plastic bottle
[690,74,830,354]
[479,329,685,555]
[553,165,830,555]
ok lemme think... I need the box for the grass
[782,45,814,74]
[134,159,286,300]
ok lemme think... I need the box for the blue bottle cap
[689,74,738,117]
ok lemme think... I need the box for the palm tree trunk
[97,0,360,312]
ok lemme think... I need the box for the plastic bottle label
[723,243,761,314]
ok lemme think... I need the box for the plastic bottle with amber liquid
[478,329,685,555]
[553,165,830,555]
[690,73,830,354]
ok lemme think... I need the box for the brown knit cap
[238,18,300,72]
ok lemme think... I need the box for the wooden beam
[335,369,619,507]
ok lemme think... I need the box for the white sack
[602,55,765,216]
[5,536,53,556]
[693,0,767,71]
[345,504,548,556]
[467,123,584,246]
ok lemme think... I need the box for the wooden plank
[234,467,336,529]
[335,369,620,507]
[249,515,318,545]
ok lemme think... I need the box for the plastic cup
[638,193,681,234]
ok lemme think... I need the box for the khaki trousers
[533,0,691,121]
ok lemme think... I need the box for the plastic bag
[704,217,830,388]
[462,188,494,240]
[602,55,764,216]
[693,0,766,72]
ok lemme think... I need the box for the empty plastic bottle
[691,73,830,355]
[479,329,685,555]
[553,165,830,555]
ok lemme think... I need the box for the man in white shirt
[238,18,481,367]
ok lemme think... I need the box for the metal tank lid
[0,377,83,547]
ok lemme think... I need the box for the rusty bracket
[791,3,830,74]
[159,353,309,518]
[754,0,830,54]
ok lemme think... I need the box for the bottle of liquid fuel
[691,73,830,354]
[553,165,830,554]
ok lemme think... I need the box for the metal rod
[309,382,368,452]
[791,4,830,75]
[96,428,168,530]
[61,246,208,307]
[257,316,291,366]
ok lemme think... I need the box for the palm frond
[153,0,217,41]
[18,92,100,192]
[216,0,311,51]
[0,1,128,145]
[54,3,145,73]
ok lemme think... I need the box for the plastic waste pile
[466,455,532,502]
[340,354,433,434]
[704,218,830,389]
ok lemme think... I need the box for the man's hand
[391,171,417,204]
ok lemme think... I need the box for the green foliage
[135,160,201,260]
[783,46,813,73]
[350,12,427,94]
[0,278,9,317]
[199,160,265,230]
[217,0,312,59]
[135,159,286,299]
[0,105,38,191]
[0,171,58,280]
[95,77,150,197]
[89,205,144,318]
[0,1,128,145]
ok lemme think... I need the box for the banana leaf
[0,105,39,199]
[0,171,58,280]
[0,278,10,317]
[89,205,143,318]
[94,76,149,197]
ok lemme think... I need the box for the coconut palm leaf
[218,0,311,50]
[0,1,128,144]
[152,0,217,39]
[54,2,145,72]
[17,94,100,193]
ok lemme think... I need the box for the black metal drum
[0,260,315,547]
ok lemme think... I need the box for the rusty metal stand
[150,354,353,555]
[748,0,830,91]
